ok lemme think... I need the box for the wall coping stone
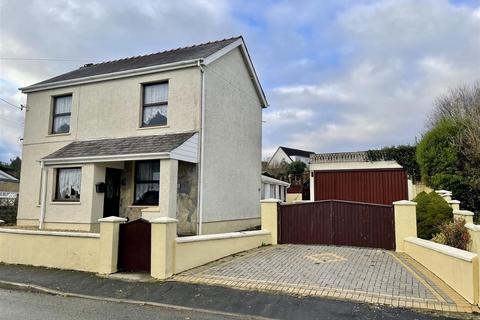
[405,236,477,262]
[261,199,282,203]
[436,190,452,195]
[453,210,474,216]
[448,200,461,204]
[393,200,417,206]
[466,223,480,232]
[176,230,270,243]
[98,216,127,223]
[0,227,100,238]
[150,217,178,224]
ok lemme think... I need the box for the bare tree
[430,83,480,165]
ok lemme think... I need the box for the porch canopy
[41,132,199,164]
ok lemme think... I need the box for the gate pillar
[151,217,178,279]
[98,216,127,274]
[261,199,281,245]
[393,200,417,252]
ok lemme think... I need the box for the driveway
[174,245,475,313]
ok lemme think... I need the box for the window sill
[46,133,71,137]
[50,201,81,205]
[137,125,169,130]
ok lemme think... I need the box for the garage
[309,151,408,205]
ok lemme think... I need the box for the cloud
[0,0,479,162]
[262,0,480,156]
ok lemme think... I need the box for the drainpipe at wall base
[197,59,206,235]
[39,161,48,229]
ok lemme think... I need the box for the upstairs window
[142,82,168,127]
[55,168,81,201]
[52,95,72,134]
[134,160,160,205]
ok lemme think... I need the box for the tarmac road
[0,288,254,320]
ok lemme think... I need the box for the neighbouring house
[267,146,315,167]
[17,36,267,235]
[261,174,290,202]
[309,151,408,205]
[0,169,19,224]
[0,169,19,195]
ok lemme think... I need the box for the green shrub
[288,161,307,175]
[367,145,421,182]
[432,219,470,250]
[414,191,453,240]
[416,118,460,187]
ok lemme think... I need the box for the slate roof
[43,132,196,160]
[29,37,241,87]
[0,169,19,182]
[280,146,315,158]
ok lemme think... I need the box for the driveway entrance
[174,245,473,313]
[278,201,395,249]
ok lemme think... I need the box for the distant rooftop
[280,146,315,158]
[0,169,19,182]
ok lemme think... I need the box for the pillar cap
[261,199,282,203]
[393,200,417,206]
[151,217,178,224]
[448,200,461,204]
[453,209,474,216]
[98,216,127,223]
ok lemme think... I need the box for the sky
[0,0,479,162]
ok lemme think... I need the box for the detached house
[268,146,315,167]
[17,36,267,235]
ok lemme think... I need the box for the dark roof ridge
[79,36,242,69]
[279,146,315,157]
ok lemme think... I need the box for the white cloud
[261,0,480,157]
[0,0,479,162]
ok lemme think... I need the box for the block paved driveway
[174,245,477,313]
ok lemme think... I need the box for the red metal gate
[278,200,395,250]
[118,219,151,272]
[314,169,408,205]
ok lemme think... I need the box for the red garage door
[314,169,408,205]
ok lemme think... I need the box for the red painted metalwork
[278,200,395,250]
[118,219,151,272]
[314,169,408,205]
[287,185,302,193]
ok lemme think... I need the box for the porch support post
[38,162,48,229]
[261,199,281,245]
[393,200,417,252]
[98,216,126,274]
[159,159,178,219]
[151,217,178,279]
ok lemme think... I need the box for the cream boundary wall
[286,193,302,203]
[175,230,270,273]
[202,47,262,227]
[18,67,201,227]
[404,237,479,304]
[0,217,124,273]
[0,229,99,272]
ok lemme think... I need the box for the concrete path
[174,245,476,313]
[0,263,464,320]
